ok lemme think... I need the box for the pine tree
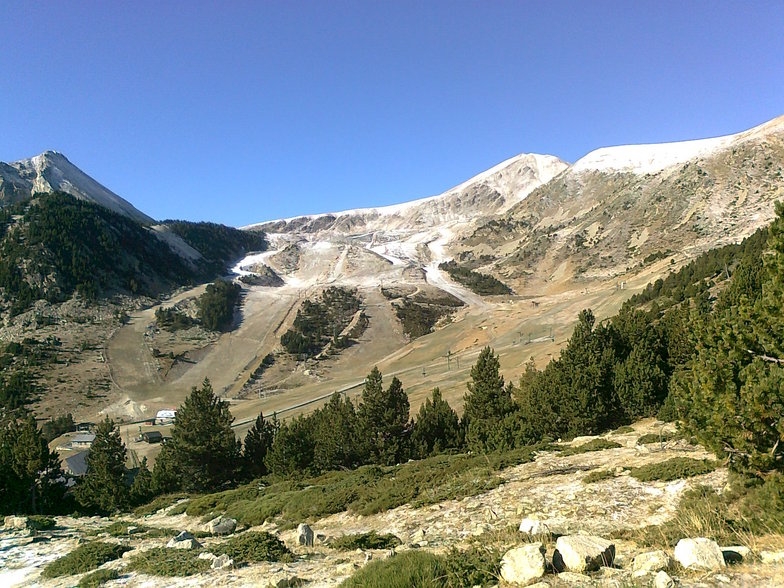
[463,347,516,452]
[411,388,462,458]
[676,203,784,474]
[243,411,278,479]
[613,341,668,419]
[265,415,315,476]
[166,378,241,492]
[75,417,129,514]
[0,415,64,515]
[130,457,154,506]
[313,393,359,472]
[357,368,411,465]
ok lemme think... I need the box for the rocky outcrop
[518,517,550,536]
[553,535,615,572]
[500,543,546,584]
[674,538,726,570]
[297,523,314,547]
[167,530,202,550]
[205,515,237,536]
[632,550,671,574]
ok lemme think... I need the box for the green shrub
[77,568,119,588]
[443,545,501,587]
[27,515,56,530]
[612,426,634,435]
[103,521,176,538]
[127,548,211,577]
[630,458,717,482]
[561,438,622,456]
[331,532,401,551]
[132,492,189,516]
[583,470,615,484]
[637,432,675,445]
[212,531,292,563]
[42,542,131,578]
[340,551,445,587]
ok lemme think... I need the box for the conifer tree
[677,203,784,474]
[130,457,154,506]
[243,411,278,479]
[463,347,516,451]
[0,415,64,514]
[165,378,241,492]
[75,417,129,513]
[613,341,668,419]
[411,388,462,458]
[313,392,359,472]
[357,368,410,465]
[265,415,315,476]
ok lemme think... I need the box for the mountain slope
[0,151,154,224]
[455,115,784,293]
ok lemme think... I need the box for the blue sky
[1,1,782,226]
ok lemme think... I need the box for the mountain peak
[0,151,154,224]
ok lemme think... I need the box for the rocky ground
[3,420,784,587]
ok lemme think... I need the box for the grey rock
[553,534,615,572]
[500,543,546,584]
[198,552,217,560]
[211,553,234,570]
[632,550,671,574]
[205,515,237,536]
[760,550,784,564]
[554,571,593,585]
[3,516,28,530]
[518,517,550,536]
[297,523,314,547]
[674,538,725,570]
[166,530,202,550]
[721,545,751,564]
[654,571,675,588]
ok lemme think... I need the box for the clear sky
[1,1,782,226]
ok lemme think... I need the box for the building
[141,430,163,444]
[63,450,89,477]
[155,409,177,425]
[70,433,95,449]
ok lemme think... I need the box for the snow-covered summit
[245,152,568,232]
[572,115,784,175]
[0,151,154,224]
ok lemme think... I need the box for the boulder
[519,518,550,536]
[721,545,751,564]
[674,538,725,570]
[297,523,314,547]
[500,543,546,585]
[167,531,202,550]
[632,550,671,574]
[211,554,234,570]
[268,573,302,588]
[198,552,217,560]
[205,515,237,536]
[555,571,594,584]
[3,516,28,530]
[553,535,615,572]
[410,528,427,545]
[760,550,784,564]
[654,570,675,588]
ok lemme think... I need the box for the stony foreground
[3,420,784,587]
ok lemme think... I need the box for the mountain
[454,115,784,293]
[0,151,154,224]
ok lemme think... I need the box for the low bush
[27,515,56,530]
[561,439,621,456]
[77,568,119,588]
[340,551,445,587]
[127,548,211,577]
[637,432,675,445]
[42,542,131,578]
[612,425,634,435]
[212,531,292,563]
[630,458,717,482]
[104,521,176,538]
[583,470,615,484]
[185,446,541,528]
[331,532,401,551]
[443,545,501,587]
[133,493,189,516]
